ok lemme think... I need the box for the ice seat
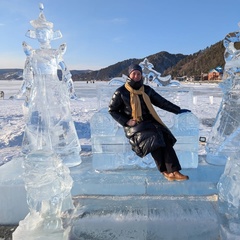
[90,108,199,171]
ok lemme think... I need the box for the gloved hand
[179,109,191,114]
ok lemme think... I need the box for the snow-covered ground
[0,80,223,166]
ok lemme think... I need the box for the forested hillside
[163,41,225,78]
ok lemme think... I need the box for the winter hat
[128,64,142,75]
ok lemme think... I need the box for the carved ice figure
[13,4,78,239]
[108,75,127,86]
[207,22,240,237]
[206,21,240,165]
[17,5,77,102]
[108,59,180,87]
[20,3,81,167]
[139,58,179,86]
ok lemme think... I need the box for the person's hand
[127,119,137,126]
[179,109,191,114]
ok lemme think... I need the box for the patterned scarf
[124,82,167,127]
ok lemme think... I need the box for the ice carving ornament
[12,3,79,240]
[139,58,180,86]
[108,58,180,87]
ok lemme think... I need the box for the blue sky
[0,0,240,70]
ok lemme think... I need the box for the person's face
[129,70,142,81]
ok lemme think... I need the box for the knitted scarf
[124,82,167,127]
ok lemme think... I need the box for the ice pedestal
[12,150,74,240]
[13,212,71,240]
[90,108,199,171]
[70,195,219,240]
[217,150,240,239]
[0,153,225,225]
[0,157,28,225]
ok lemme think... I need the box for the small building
[208,66,223,80]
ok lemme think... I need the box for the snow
[0,80,223,166]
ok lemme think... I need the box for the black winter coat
[108,84,181,157]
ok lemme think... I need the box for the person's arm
[147,86,181,114]
[149,87,191,114]
[108,88,130,126]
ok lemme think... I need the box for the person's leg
[151,143,189,181]
[151,145,181,173]
[150,147,166,172]
[162,140,189,180]
[163,143,181,173]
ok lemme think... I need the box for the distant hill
[73,52,187,81]
[0,69,23,80]
[0,69,91,81]
[63,41,226,81]
[0,40,227,81]
[163,41,225,78]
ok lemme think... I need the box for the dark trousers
[151,133,181,173]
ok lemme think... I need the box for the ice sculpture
[12,151,74,240]
[218,146,240,239]
[206,21,240,165]
[12,3,79,239]
[139,58,180,86]
[91,111,199,171]
[108,75,127,86]
[16,7,77,103]
[91,91,198,171]
[19,3,82,167]
[108,59,180,87]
